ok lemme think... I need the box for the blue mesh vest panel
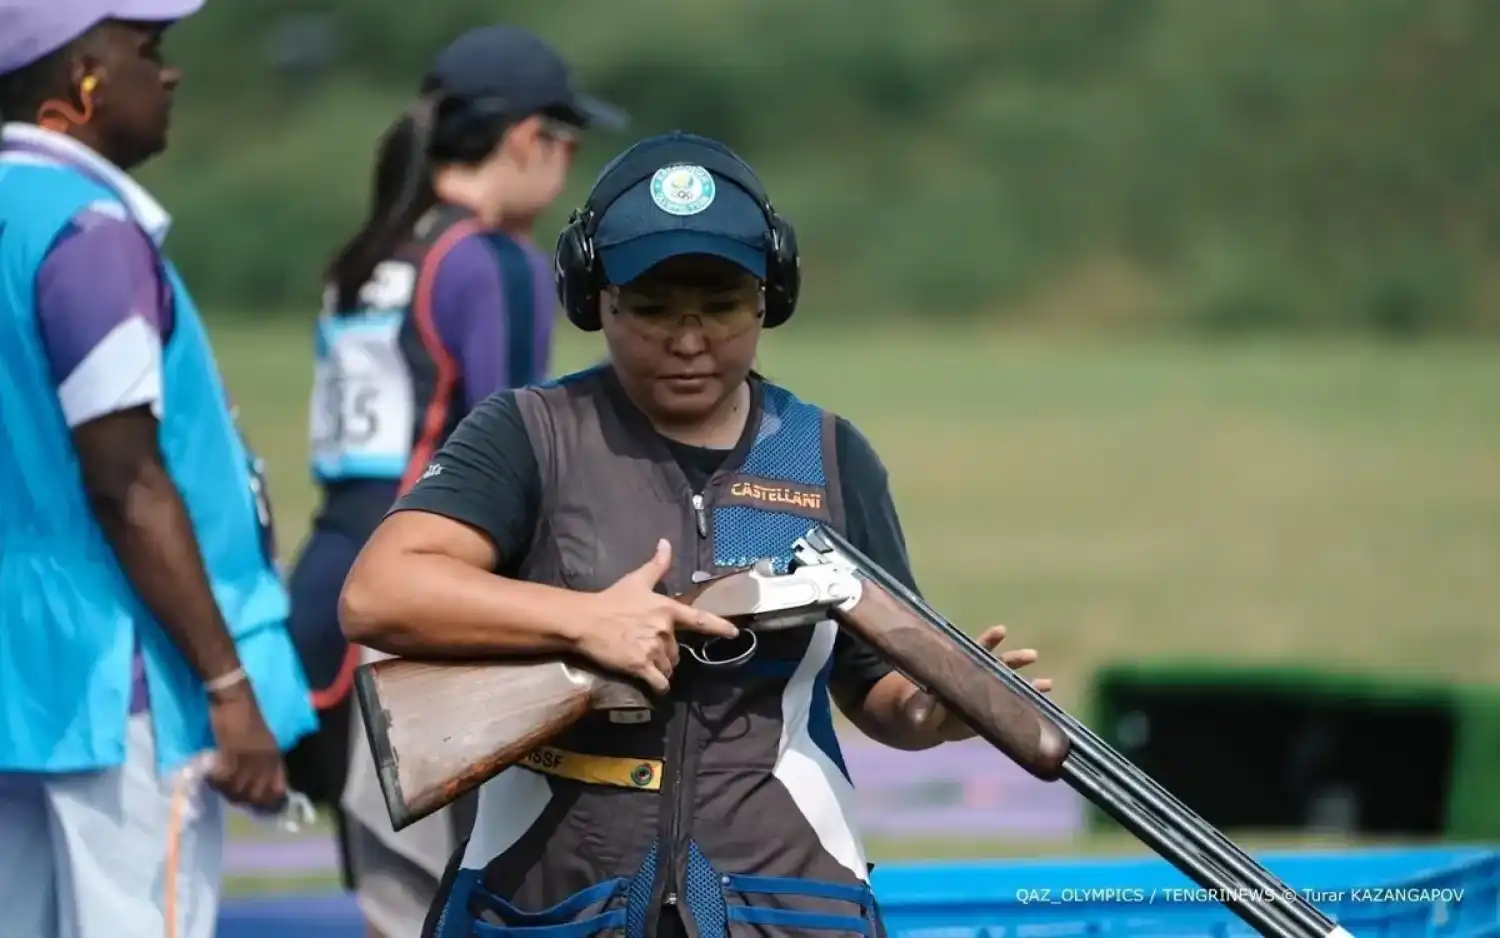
[625,841,661,938]
[685,842,730,938]
[714,385,827,572]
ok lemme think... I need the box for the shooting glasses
[608,285,765,344]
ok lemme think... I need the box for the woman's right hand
[574,539,739,693]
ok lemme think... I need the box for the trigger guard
[684,629,759,669]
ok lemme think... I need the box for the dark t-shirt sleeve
[390,391,542,572]
[827,415,915,704]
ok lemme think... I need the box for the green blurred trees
[141,0,1500,335]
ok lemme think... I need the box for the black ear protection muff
[554,134,801,332]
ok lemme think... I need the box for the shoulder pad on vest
[746,382,825,481]
[408,204,479,246]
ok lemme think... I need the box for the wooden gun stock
[354,566,785,831]
[832,582,1071,780]
[355,656,648,831]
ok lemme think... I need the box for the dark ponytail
[325,95,442,311]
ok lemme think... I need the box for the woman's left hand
[903,624,1054,744]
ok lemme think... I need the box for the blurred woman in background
[280,23,626,938]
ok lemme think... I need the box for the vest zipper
[661,615,695,934]
[658,491,706,935]
[691,493,707,538]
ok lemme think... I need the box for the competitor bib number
[320,374,381,448]
[309,278,417,481]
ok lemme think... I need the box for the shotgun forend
[789,530,1072,780]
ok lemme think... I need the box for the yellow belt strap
[517,746,662,791]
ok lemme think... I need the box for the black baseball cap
[424,25,628,131]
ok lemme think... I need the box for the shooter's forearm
[340,547,590,659]
[841,672,946,751]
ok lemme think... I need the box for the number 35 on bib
[309,262,419,481]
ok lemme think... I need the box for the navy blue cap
[595,160,769,286]
[425,25,628,131]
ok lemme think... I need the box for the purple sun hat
[0,0,204,77]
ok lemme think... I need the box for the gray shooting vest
[426,366,882,938]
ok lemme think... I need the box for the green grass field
[217,318,1500,891]
[223,318,1500,703]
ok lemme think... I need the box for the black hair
[0,46,73,124]
[325,97,440,311]
[324,90,544,311]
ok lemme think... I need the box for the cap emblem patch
[650,164,715,216]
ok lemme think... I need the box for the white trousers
[0,713,225,938]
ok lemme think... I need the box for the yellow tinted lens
[697,306,760,340]
[620,304,760,340]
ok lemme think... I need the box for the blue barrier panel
[218,846,1500,938]
[871,847,1500,938]
[219,893,360,938]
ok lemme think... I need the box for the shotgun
[788,526,1349,938]
[357,549,1081,834]
[354,560,879,831]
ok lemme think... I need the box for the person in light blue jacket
[0,3,317,937]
